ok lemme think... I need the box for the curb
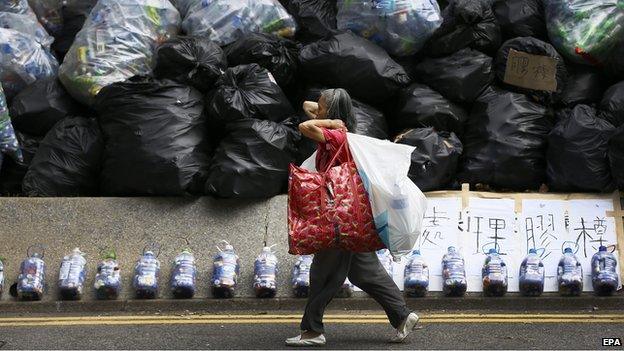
[1,294,622,314]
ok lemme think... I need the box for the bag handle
[321,140,347,173]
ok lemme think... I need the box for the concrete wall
[0,196,300,301]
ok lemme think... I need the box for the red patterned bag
[288,141,385,255]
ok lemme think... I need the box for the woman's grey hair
[320,88,356,131]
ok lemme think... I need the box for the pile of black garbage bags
[1,0,623,198]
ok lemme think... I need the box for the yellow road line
[0,314,621,327]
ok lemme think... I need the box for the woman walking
[285,89,419,347]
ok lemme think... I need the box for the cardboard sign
[503,49,558,92]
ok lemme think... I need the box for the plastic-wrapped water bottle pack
[181,0,296,46]
[58,0,181,106]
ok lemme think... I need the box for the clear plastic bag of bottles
[336,0,443,56]
[58,0,181,106]
[0,84,22,165]
[28,0,64,35]
[545,0,624,67]
[181,0,296,46]
[94,251,121,300]
[0,0,37,16]
[58,248,87,300]
[0,12,53,49]
[0,28,58,100]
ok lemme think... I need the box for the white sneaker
[285,333,327,347]
[390,312,419,343]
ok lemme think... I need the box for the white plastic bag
[300,133,427,259]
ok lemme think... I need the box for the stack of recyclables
[0,84,22,164]
[0,12,54,49]
[181,0,296,46]
[58,0,180,106]
[28,0,64,35]
[337,0,442,56]
[545,0,624,66]
[0,0,37,16]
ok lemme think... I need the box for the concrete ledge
[0,295,622,315]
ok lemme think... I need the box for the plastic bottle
[94,251,121,300]
[16,245,46,301]
[0,258,4,296]
[254,245,278,298]
[442,246,467,296]
[376,249,393,276]
[170,249,196,299]
[58,248,87,300]
[336,278,354,298]
[211,241,240,298]
[133,248,160,299]
[403,250,429,297]
[557,247,583,296]
[591,246,618,296]
[482,248,508,297]
[292,255,313,298]
[519,249,545,297]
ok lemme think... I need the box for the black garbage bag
[9,79,82,136]
[301,87,388,139]
[22,116,103,196]
[413,48,493,104]
[393,83,467,136]
[492,0,546,40]
[205,118,300,198]
[154,36,228,93]
[598,81,624,128]
[546,105,615,192]
[609,126,624,190]
[395,128,463,191]
[459,86,552,190]
[559,65,606,107]
[279,0,337,43]
[224,32,299,88]
[0,132,40,196]
[426,0,501,57]
[208,64,294,124]
[299,31,410,104]
[94,77,210,196]
[494,37,567,104]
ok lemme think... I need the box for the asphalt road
[0,311,622,350]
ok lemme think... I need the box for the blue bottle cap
[528,248,537,254]
[488,248,497,254]
[448,246,456,252]
[564,247,573,253]
[599,246,607,252]
[413,249,421,255]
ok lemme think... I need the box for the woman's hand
[303,101,319,119]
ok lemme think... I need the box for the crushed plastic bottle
[133,247,160,299]
[591,246,618,296]
[336,278,354,298]
[557,247,583,296]
[16,245,46,301]
[254,245,278,298]
[519,248,545,297]
[58,248,87,300]
[482,248,508,297]
[292,255,313,298]
[94,251,121,300]
[442,246,467,297]
[377,249,393,276]
[211,241,240,298]
[170,249,196,299]
[404,250,429,297]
